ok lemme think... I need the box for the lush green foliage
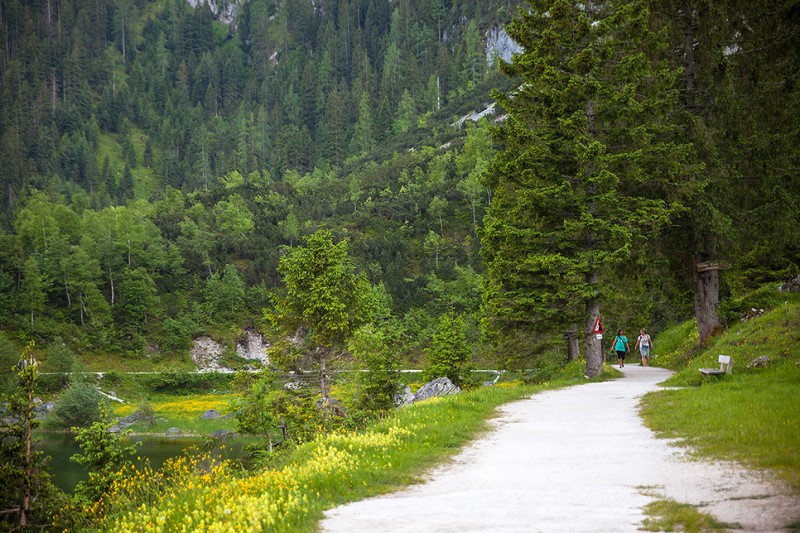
[267,229,375,401]
[423,311,473,386]
[71,403,141,505]
[0,0,515,372]
[482,0,691,376]
[348,324,404,414]
[0,343,62,529]
[234,370,323,448]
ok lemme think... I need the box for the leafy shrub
[51,382,104,428]
[349,325,402,414]
[423,312,473,387]
[71,403,140,505]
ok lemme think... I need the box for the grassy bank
[89,360,606,532]
[640,293,800,492]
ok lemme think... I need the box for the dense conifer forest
[0,0,797,370]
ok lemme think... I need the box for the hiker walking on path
[613,329,630,368]
[635,329,653,367]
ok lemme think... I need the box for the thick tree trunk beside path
[322,366,800,532]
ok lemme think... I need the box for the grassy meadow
[641,294,800,491]
[65,286,799,532]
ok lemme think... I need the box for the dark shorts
[616,350,626,360]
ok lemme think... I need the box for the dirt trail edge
[321,365,800,532]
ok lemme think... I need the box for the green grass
[112,394,239,436]
[642,296,800,492]
[641,499,735,532]
[92,360,617,531]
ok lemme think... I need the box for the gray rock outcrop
[191,336,227,372]
[414,377,461,402]
[200,409,222,420]
[235,329,270,368]
[779,275,800,292]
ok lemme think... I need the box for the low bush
[49,382,105,429]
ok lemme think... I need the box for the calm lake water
[38,433,245,493]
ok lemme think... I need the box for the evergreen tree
[423,310,472,386]
[0,342,59,528]
[482,0,688,376]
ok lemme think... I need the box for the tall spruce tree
[482,0,689,376]
[656,0,800,343]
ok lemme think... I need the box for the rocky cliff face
[485,26,522,65]
[190,329,270,372]
[186,0,239,26]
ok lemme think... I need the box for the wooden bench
[699,355,733,378]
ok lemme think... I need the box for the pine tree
[482,0,688,376]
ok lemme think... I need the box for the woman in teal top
[613,329,630,368]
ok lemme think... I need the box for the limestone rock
[414,377,461,402]
[165,427,181,437]
[394,385,415,407]
[235,329,270,368]
[746,355,772,369]
[200,409,222,420]
[191,336,228,372]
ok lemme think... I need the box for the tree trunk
[319,349,329,402]
[694,259,721,345]
[21,370,33,526]
[565,324,580,362]
[584,300,603,377]
[583,267,603,376]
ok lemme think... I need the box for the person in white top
[635,329,653,367]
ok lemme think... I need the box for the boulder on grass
[414,377,460,402]
[746,355,772,369]
[200,409,222,420]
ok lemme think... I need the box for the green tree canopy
[482,0,689,375]
[267,229,373,400]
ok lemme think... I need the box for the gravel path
[321,365,800,532]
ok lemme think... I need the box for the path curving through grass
[321,366,800,532]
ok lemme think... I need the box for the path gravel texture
[321,365,800,532]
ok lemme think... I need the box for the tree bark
[584,266,603,377]
[694,259,721,345]
[565,324,580,362]
[21,367,33,526]
[318,349,329,403]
